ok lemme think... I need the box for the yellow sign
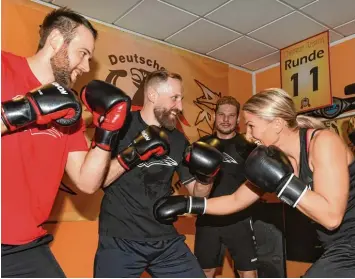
[280,31,332,112]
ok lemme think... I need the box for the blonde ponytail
[243,88,326,130]
[296,115,325,129]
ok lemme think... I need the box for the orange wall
[44,222,98,278]
[328,38,355,98]
[228,67,253,132]
[256,66,281,92]
[1,0,49,55]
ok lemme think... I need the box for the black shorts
[194,218,258,271]
[303,238,355,278]
[1,234,65,278]
[94,235,205,278]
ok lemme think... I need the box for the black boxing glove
[234,133,257,162]
[245,145,309,207]
[201,133,257,162]
[1,82,81,131]
[184,138,223,185]
[198,134,224,152]
[117,125,170,170]
[154,195,206,224]
[80,80,131,151]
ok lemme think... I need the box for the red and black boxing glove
[184,137,223,185]
[117,125,170,170]
[1,82,82,132]
[80,80,131,151]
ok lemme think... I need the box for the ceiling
[34,0,355,72]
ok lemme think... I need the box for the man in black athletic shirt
[90,70,223,278]
[194,96,258,278]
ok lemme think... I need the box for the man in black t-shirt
[194,96,258,278]
[92,70,223,278]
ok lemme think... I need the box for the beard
[154,107,181,131]
[50,45,72,87]
[215,124,236,135]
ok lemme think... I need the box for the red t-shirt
[1,51,89,245]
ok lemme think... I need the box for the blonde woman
[154,88,355,277]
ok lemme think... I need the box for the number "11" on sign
[290,66,319,97]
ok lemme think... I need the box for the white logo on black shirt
[137,155,178,168]
[222,152,238,164]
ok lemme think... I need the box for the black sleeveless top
[299,128,355,247]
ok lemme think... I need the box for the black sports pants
[94,235,205,278]
[1,234,65,278]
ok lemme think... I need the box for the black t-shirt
[99,111,194,241]
[196,133,253,227]
[299,128,355,248]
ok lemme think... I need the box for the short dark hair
[37,7,98,51]
[216,96,241,116]
[144,69,182,91]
